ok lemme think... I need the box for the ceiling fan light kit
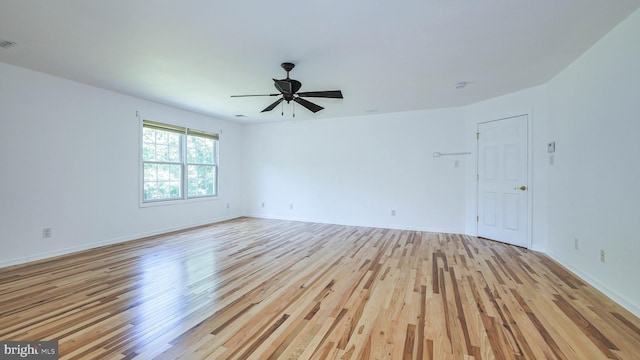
[231,62,343,115]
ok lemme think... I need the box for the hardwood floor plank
[510,288,570,360]
[402,323,415,360]
[1,217,639,359]
[553,294,620,359]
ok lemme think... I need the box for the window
[142,120,218,202]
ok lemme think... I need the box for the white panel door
[477,115,528,247]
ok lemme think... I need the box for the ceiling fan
[231,62,343,114]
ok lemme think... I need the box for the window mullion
[181,131,187,200]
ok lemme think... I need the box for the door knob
[514,186,527,191]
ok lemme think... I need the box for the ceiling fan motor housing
[276,62,301,100]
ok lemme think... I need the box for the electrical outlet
[391,210,396,216]
[43,228,52,238]
[600,250,605,263]
[261,202,265,208]
[547,141,556,153]
[574,238,579,250]
[289,204,294,210]
[226,203,230,209]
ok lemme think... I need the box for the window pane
[169,165,181,181]
[142,145,155,161]
[169,181,181,197]
[142,129,157,161]
[143,182,157,200]
[157,182,169,199]
[143,128,181,162]
[187,165,216,197]
[156,131,168,144]
[167,133,181,162]
[168,145,180,162]
[187,136,215,164]
[143,128,156,144]
[158,164,174,181]
[158,181,181,199]
[156,144,169,162]
[143,163,182,201]
[144,163,157,181]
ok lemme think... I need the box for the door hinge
[476,132,479,139]
[477,174,479,181]
[477,216,479,222]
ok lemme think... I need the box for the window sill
[139,196,219,208]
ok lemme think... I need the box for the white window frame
[140,120,219,205]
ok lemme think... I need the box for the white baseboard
[245,212,464,234]
[530,244,547,253]
[547,250,640,318]
[0,214,243,269]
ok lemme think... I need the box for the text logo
[1,341,58,359]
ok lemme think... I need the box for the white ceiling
[1,1,639,123]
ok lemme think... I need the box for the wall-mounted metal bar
[432,152,471,157]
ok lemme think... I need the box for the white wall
[0,62,244,267]
[464,85,550,251]
[1,7,639,319]
[546,9,640,316]
[243,108,467,233]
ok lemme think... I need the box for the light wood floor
[1,218,639,359]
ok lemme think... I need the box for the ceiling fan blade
[261,98,284,112]
[230,94,279,97]
[273,79,293,94]
[290,79,302,94]
[294,97,324,113]
[297,90,343,99]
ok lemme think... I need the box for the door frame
[475,113,533,248]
